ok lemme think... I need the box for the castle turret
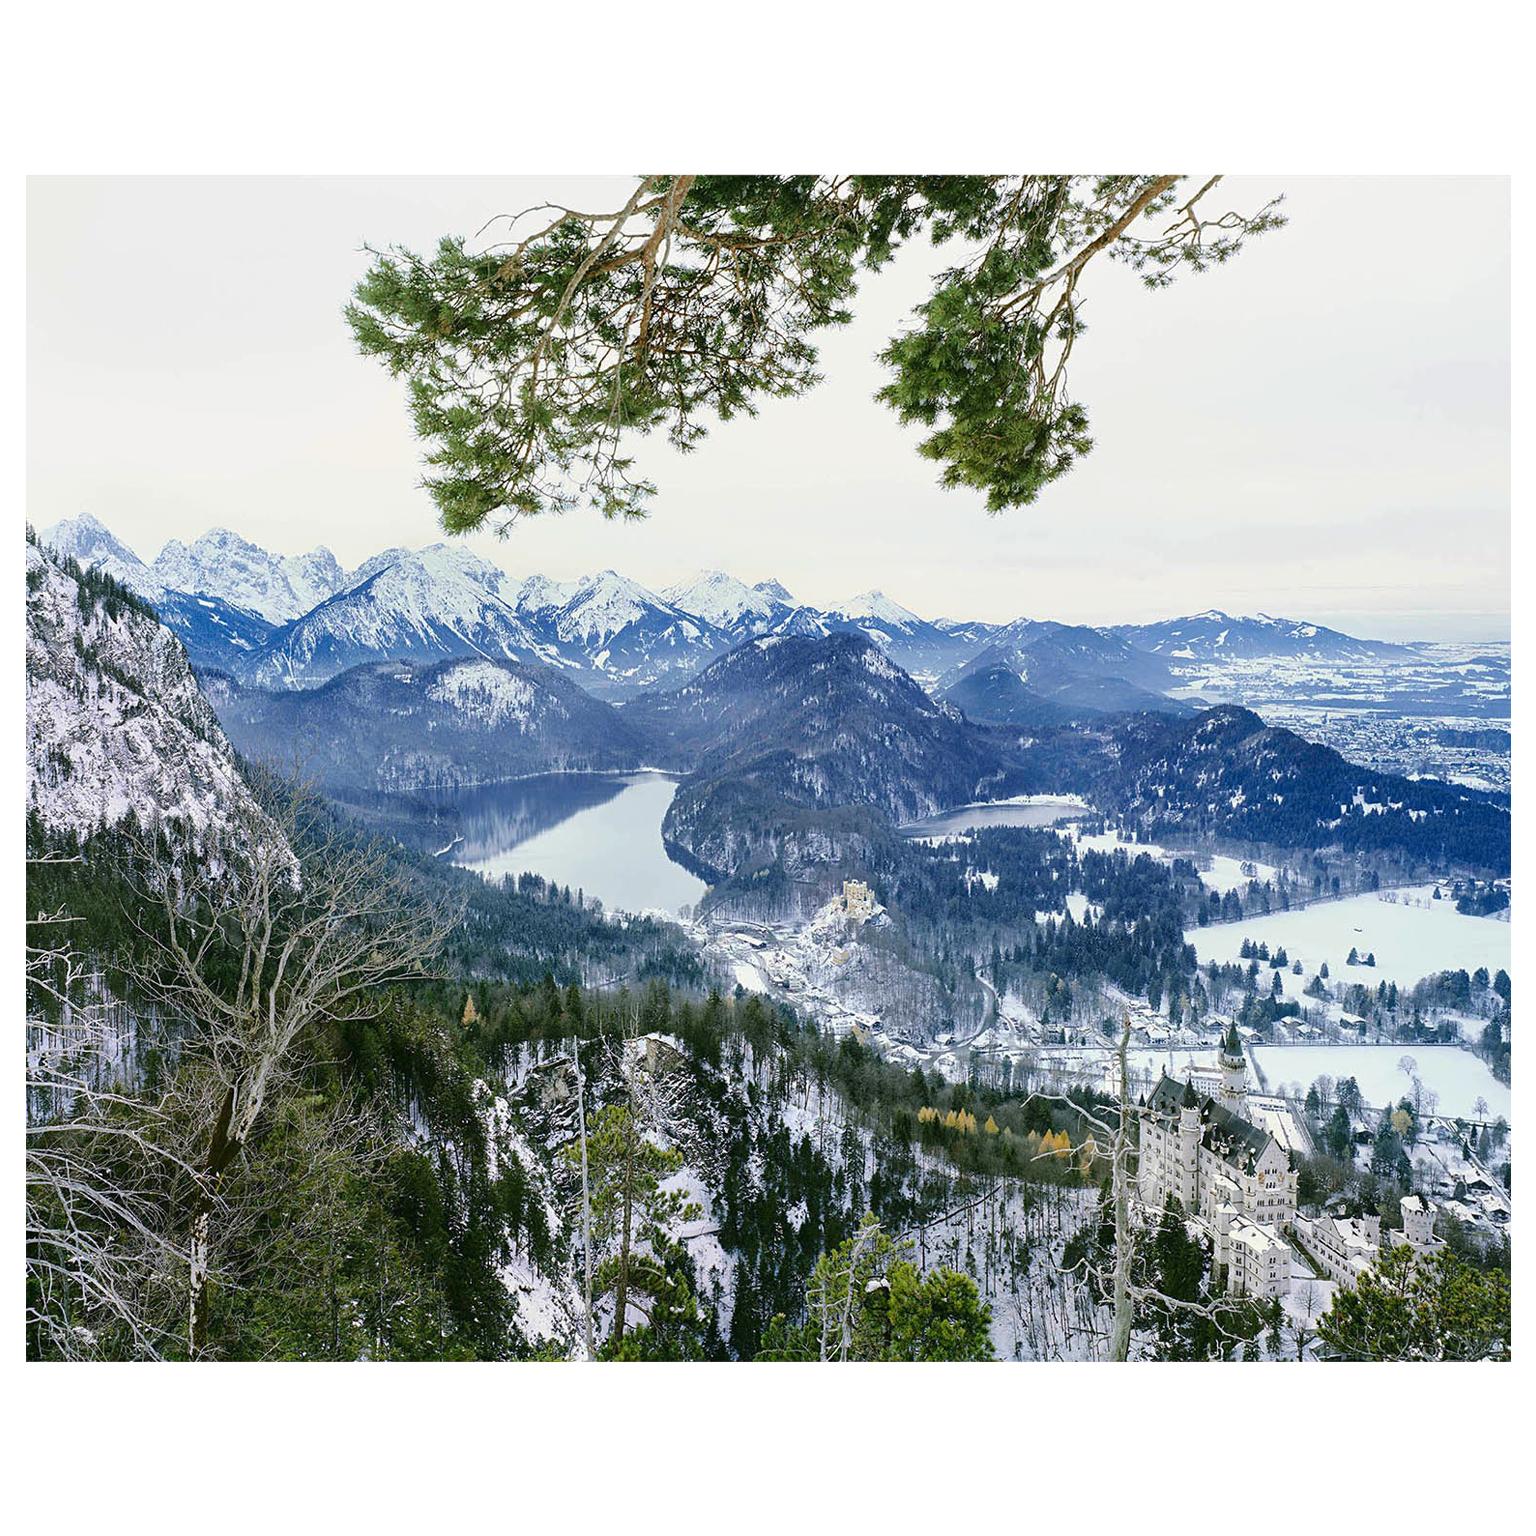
[1400,1194,1439,1251]
[1219,1021,1247,1113]
[1177,1080,1202,1208]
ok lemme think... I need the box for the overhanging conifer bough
[347,175,1285,534]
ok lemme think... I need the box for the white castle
[1138,1024,1298,1299]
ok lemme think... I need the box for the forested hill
[1039,705,1510,875]
[626,632,1028,880]
[203,655,650,800]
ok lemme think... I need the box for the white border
[4,2,1526,1529]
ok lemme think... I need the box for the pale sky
[27,176,1510,640]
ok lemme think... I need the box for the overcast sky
[27,176,1509,640]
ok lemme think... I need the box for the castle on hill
[1138,1025,1297,1299]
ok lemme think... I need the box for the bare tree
[1030,1016,1272,1361]
[566,1034,596,1361]
[808,1215,889,1362]
[128,793,455,1356]
[26,857,194,1359]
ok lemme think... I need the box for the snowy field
[1188,885,1510,999]
[1061,826,1276,895]
[1254,1045,1509,1121]
[1029,1046,1222,1098]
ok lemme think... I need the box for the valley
[26,520,1514,1364]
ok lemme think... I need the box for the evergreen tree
[348,177,1284,530]
[1317,1246,1510,1360]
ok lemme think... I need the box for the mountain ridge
[42,515,1435,712]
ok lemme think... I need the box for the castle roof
[1147,1073,1273,1172]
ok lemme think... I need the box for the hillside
[1065,706,1511,874]
[626,633,1024,879]
[204,655,651,798]
[25,535,284,863]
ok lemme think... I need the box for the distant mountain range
[939,618,1191,722]
[1110,610,1412,664]
[27,527,1509,885]
[41,515,1421,718]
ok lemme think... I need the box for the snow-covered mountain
[1111,610,1411,663]
[663,569,785,636]
[151,526,348,622]
[37,515,280,671]
[26,536,284,863]
[246,543,555,689]
[510,573,579,618]
[43,516,1430,710]
[40,513,169,603]
[534,570,732,697]
[823,589,987,683]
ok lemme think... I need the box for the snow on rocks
[26,541,289,867]
[426,660,546,729]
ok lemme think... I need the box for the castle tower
[1219,1022,1247,1114]
[1400,1194,1438,1250]
[1177,1079,1202,1209]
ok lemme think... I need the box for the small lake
[901,796,1089,838]
[412,771,706,917]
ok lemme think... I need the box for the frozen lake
[1253,1045,1509,1121]
[1188,885,1510,999]
[902,795,1088,837]
[418,771,707,917]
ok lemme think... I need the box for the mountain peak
[753,578,795,604]
[833,589,920,628]
[39,515,165,601]
[664,569,779,629]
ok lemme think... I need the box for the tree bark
[1109,1015,1135,1362]
[571,1038,596,1361]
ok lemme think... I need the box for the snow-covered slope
[829,589,924,630]
[40,514,168,603]
[822,589,981,682]
[663,569,784,635]
[246,544,556,689]
[539,571,731,696]
[1112,610,1411,663]
[152,526,348,622]
[26,538,283,863]
[511,573,579,618]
